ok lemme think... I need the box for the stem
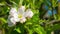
[2,28,5,34]
[8,27,13,34]
[58,2,60,17]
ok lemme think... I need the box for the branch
[48,20,60,25]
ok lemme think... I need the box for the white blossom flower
[8,6,34,27]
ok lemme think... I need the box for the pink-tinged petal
[8,20,16,27]
[10,18,16,24]
[13,17,20,22]
[7,17,16,27]
[9,7,17,15]
[20,17,26,23]
[25,9,33,18]
[18,6,25,15]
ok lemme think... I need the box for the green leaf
[0,18,7,23]
[33,25,46,34]
[14,27,21,33]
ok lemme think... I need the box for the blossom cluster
[7,6,34,27]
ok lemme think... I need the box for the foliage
[0,0,60,34]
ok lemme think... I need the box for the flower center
[18,14,23,18]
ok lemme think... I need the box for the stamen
[18,14,23,18]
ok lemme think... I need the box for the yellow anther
[18,14,23,18]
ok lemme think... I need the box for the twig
[48,20,60,25]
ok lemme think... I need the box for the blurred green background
[0,0,60,34]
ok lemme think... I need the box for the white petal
[13,17,20,22]
[8,20,15,27]
[13,13,18,18]
[18,6,25,15]
[20,17,26,23]
[9,7,17,15]
[10,11,18,19]
[10,18,16,24]
[25,9,33,18]
[7,17,16,27]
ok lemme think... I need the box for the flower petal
[8,16,16,27]
[24,9,33,18]
[20,17,26,23]
[13,17,20,22]
[8,20,15,27]
[18,6,25,15]
[9,7,17,15]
